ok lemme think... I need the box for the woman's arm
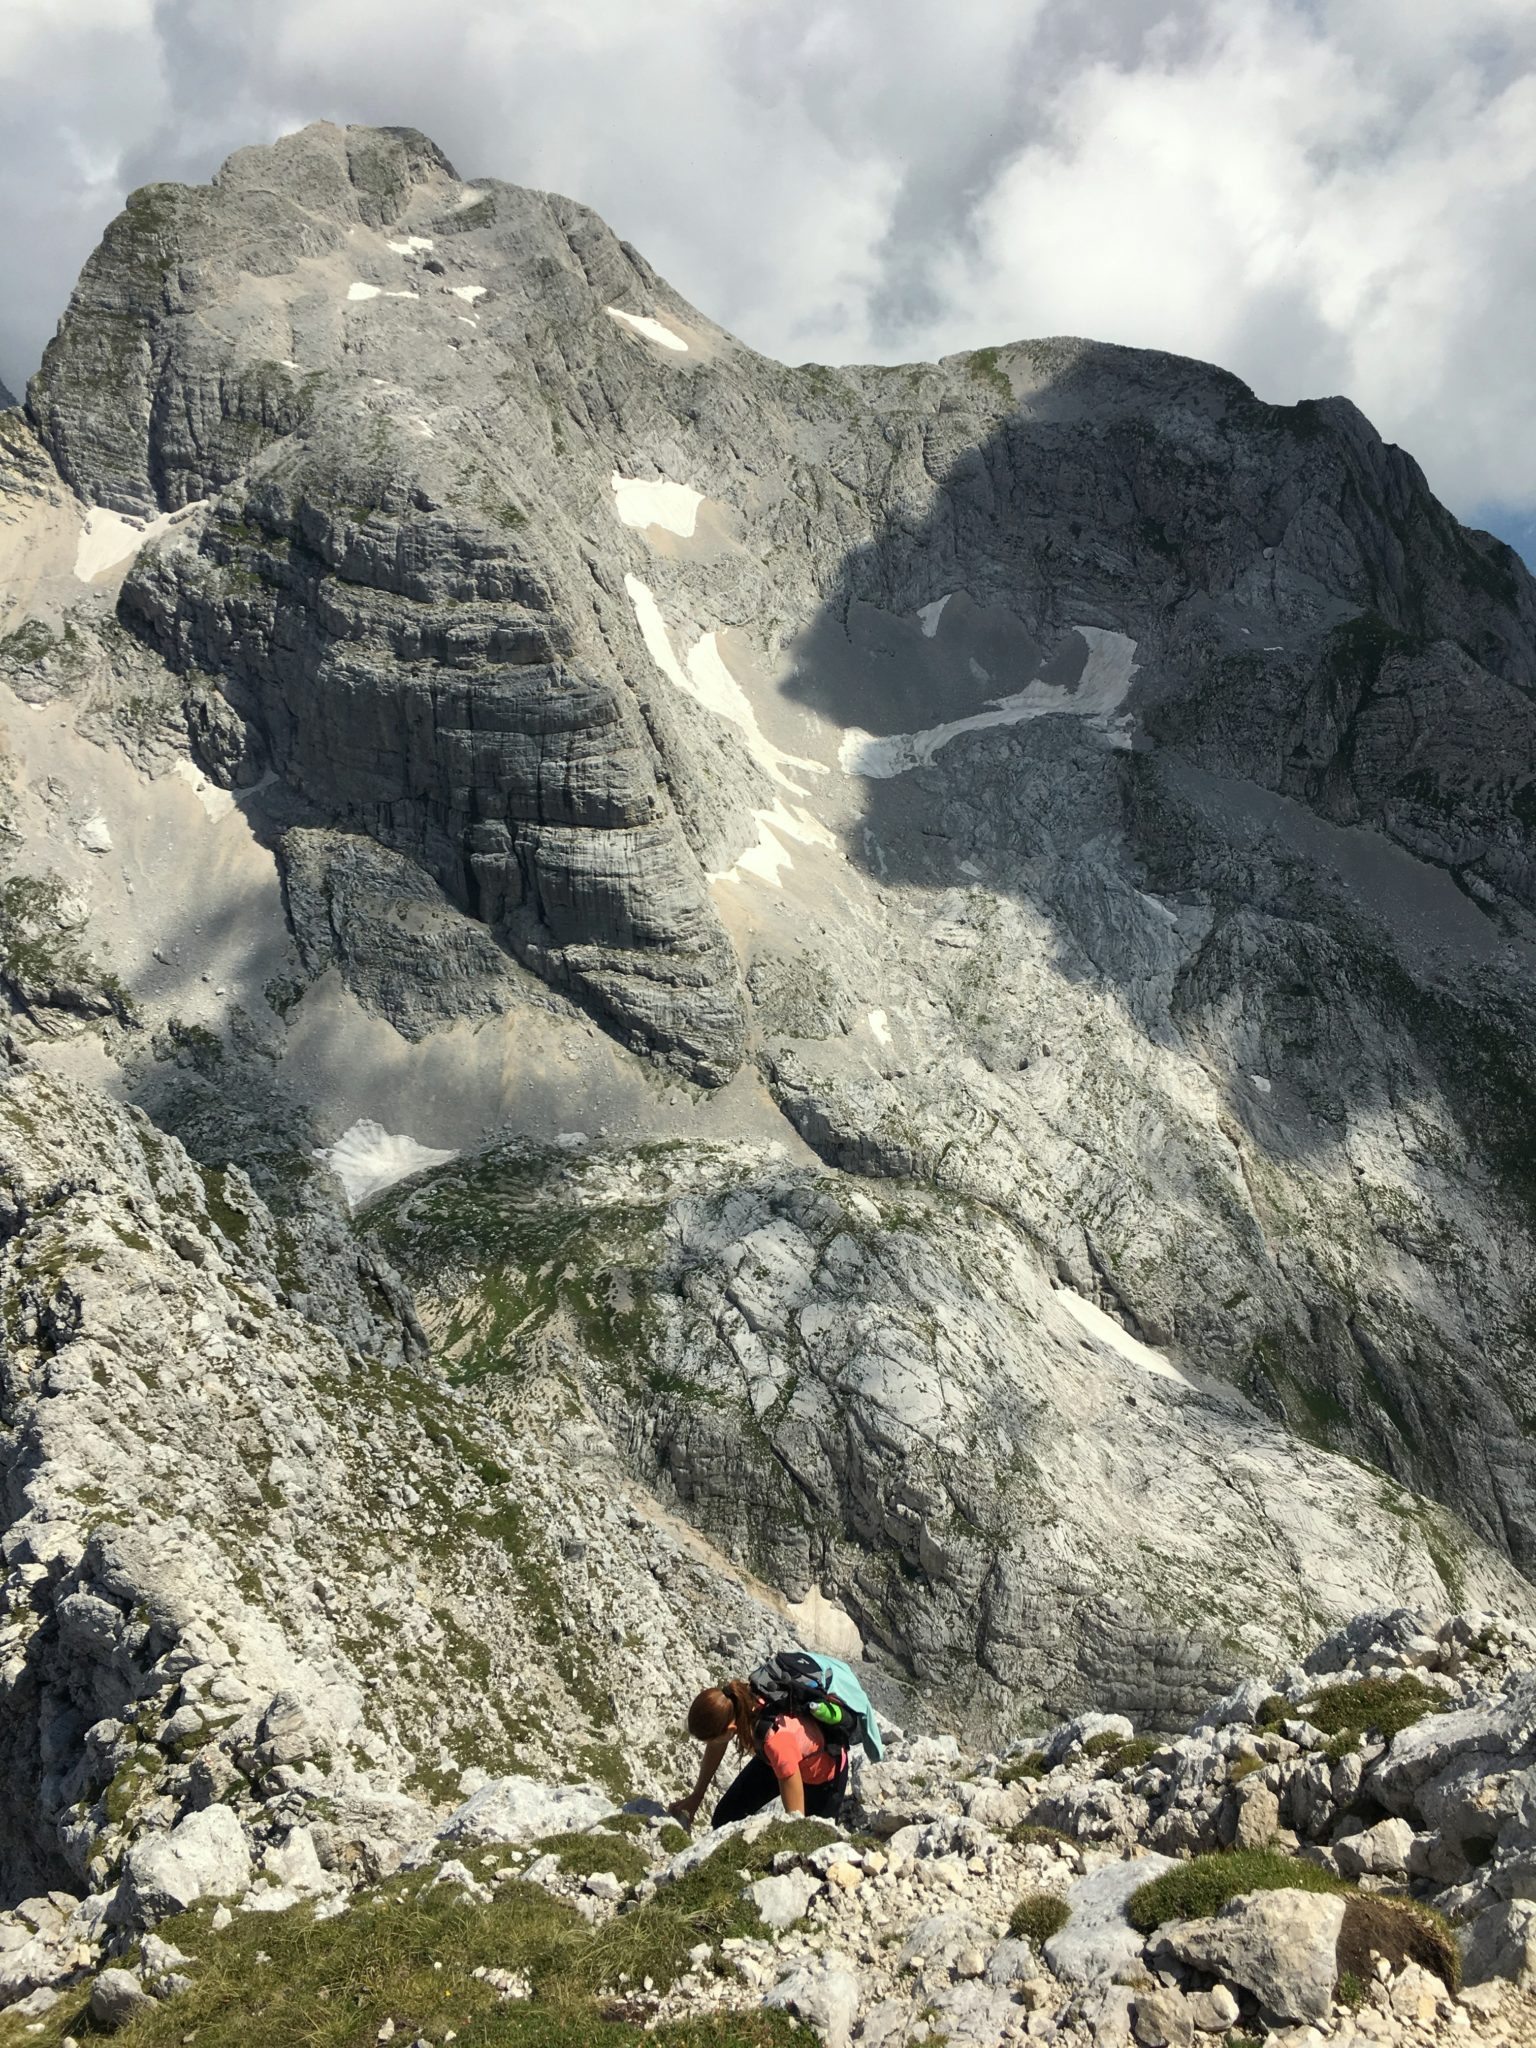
[669,1733,732,1826]
[777,1766,806,1816]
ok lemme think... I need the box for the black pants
[711,1754,848,1829]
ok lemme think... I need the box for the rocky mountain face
[2,115,1536,2032]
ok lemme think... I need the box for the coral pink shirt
[760,1708,839,1785]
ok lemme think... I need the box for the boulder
[897,1912,993,1976]
[1044,1853,1178,1985]
[90,1968,155,2028]
[748,1870,822,1932]
[1132,1986,1196,2047]
[437,1774,616,1845]
[765,1958,861,2048]
[1155,1889,1348,2024]
[1333,1816,1415,1879]
[118,1804,252,1922]
[1462,1898,1536,1988]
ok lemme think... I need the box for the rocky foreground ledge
[4,1609,1536,2046]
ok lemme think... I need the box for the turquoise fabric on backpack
[815,1654,885,1761]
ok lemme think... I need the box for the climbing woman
[669,1675,850,1830]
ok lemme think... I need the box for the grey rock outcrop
[0,1065,821,1921]
[1156,1890,1348,2024]
[374,1139,1536,1727]
[117,1805,251,1922]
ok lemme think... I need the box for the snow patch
[916,594,951,637]
[611,472,703,538]
[74,502,204,583]
[625,577,838,885]
[387,236,434,254]
[840,626,1139,778]
[785,1588,863,1663]
[451,284,487,303]
[605,307,689,353]
[346,282,381,301]
[171,760,235,821]
[315,1121,457,1211]
[1056,1288,1188,1385]
[624,577,826,795]
[707,798,835,889]
[705,798,836,889]
[867,1008,892,1047]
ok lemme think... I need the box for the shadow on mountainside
[768,348,1536,1569]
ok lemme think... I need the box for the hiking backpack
[749,1649,884,1761]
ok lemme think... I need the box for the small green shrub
[1336,1967,1368,2009]
[1256,1695,1291,1729]
[1127,1850,1348,1933]
[1229,1755,1266,1783]
[997,1750,1049,1784]
[1098,1736,1161,1776]
[1301,1675,1447,1743]
[1008,1891,1070,1946]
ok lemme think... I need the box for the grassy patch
[530,1830,651,1887]
[1127,1849,1348,1933]
[1337,1894,1459,1995]
[1007,1891,1070,1946]
[1008,1823,1073,1850]
[996,1750,1048,1785]
[0,1855,814,2048]
[966,347,1013,402]
[1095,1736,1161,1777]
[1300,1675,1447,1744]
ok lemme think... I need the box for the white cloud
[0,0,1532,526]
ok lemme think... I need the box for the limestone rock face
[1156,1889,1348,2024]
[15,119,1536,1589]
[118,1805,251,1921]
[373,1143,1536,1727]
[7,116,1536,1798]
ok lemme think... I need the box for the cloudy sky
[5,0,1535,559]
